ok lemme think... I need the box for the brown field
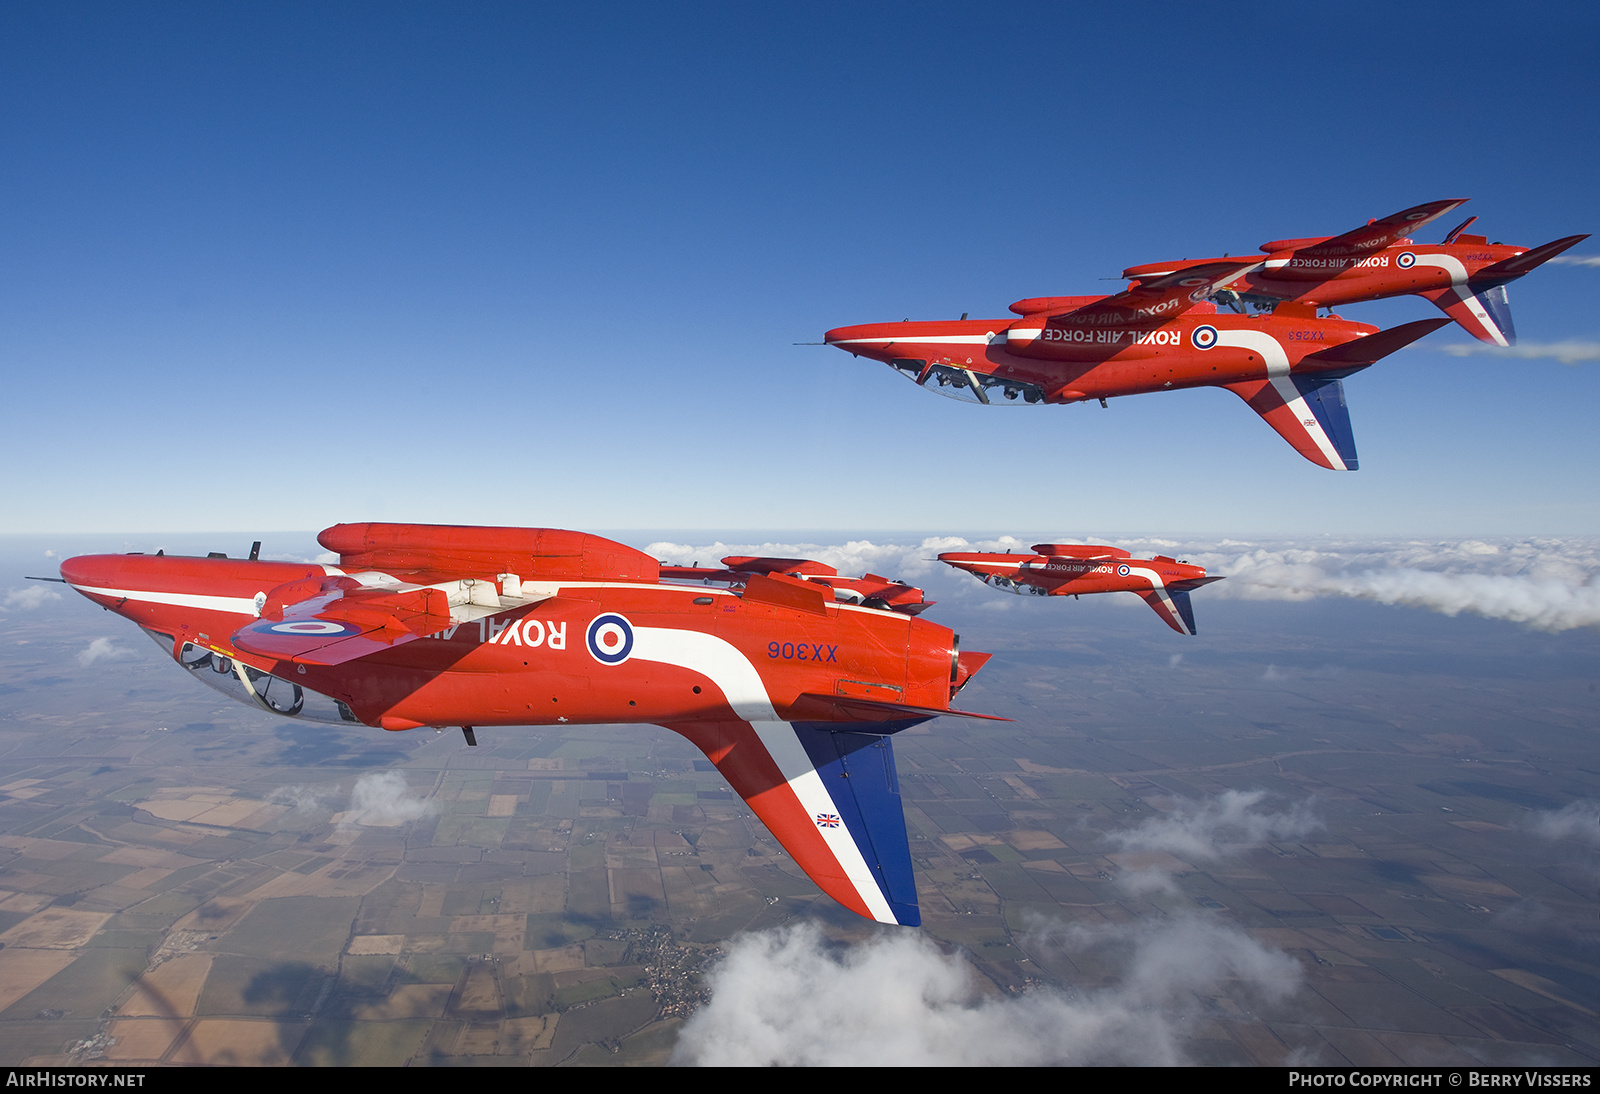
[103,1016,187,1061]
[0,908,112,949]
[171,1018,307,1066]
[350,983,453,1021]
[0,949,78,1012]
[117,954,213,1018]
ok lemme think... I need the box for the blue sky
[5,1,1598,535]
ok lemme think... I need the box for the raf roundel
[586,613,635,665]
[1396,251,1416,269]
[1191,324,1219,350]
[267,620,361,636]
[1117,564,1131,576]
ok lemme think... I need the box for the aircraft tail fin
[667,719,921,925]
[1137,586,1198,635]
[1223,375,1361,471]
[1410,237,1588,346]
[1419,285,1517,346]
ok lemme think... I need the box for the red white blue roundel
[586,613,634,665]
[267,619,362,636]
[1192,324,1219,350]
[1396,251,1416,269]
[1117,564,1131,576]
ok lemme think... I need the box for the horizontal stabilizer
[1474,234,1590,281]
[1224,375,1360,471]
[1301,318,1451,367]
[792,693,1010,725]
[667,719,923,925]
[1169,575,1225,592]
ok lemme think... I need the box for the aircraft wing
[667,719,923,925]
[231,577,453,665]
[1048,259,1262,322]
[231,572,556,666]
[1293,198,1468,258]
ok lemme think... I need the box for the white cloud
[1527,801,1600,848]
[77,637,134,666]
[674,917,1300,1066]
[269,784,330,816]
[1110,790,1320,863]
[337,771,433,827]
[1546,254,1600,267]
[3,587,61,611]
[1209,540,1600,631]
[1438,341,1600,365]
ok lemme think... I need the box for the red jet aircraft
[661,555,933,615]
[938,545,1221,635]
[1123,199,1588,347]
[827,263,1450,471]
[57,522,1000,927]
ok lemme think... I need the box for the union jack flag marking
[816,813,840,828]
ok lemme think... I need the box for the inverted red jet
[57,522,1001,927]
[827,262,1450,471]
[1123,199,1588,347]
[661,555,933,614]
[939,544,1221,635]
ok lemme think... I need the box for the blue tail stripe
[1171,589,1197,635]
[1475,283,1516,345]
[790,723,920,925]
[1291,375,1359,470]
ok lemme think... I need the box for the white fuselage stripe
[829,335,995,346]
[68,584,260,616]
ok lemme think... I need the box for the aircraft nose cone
[824,323,893,353]
[59,555,107,588]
